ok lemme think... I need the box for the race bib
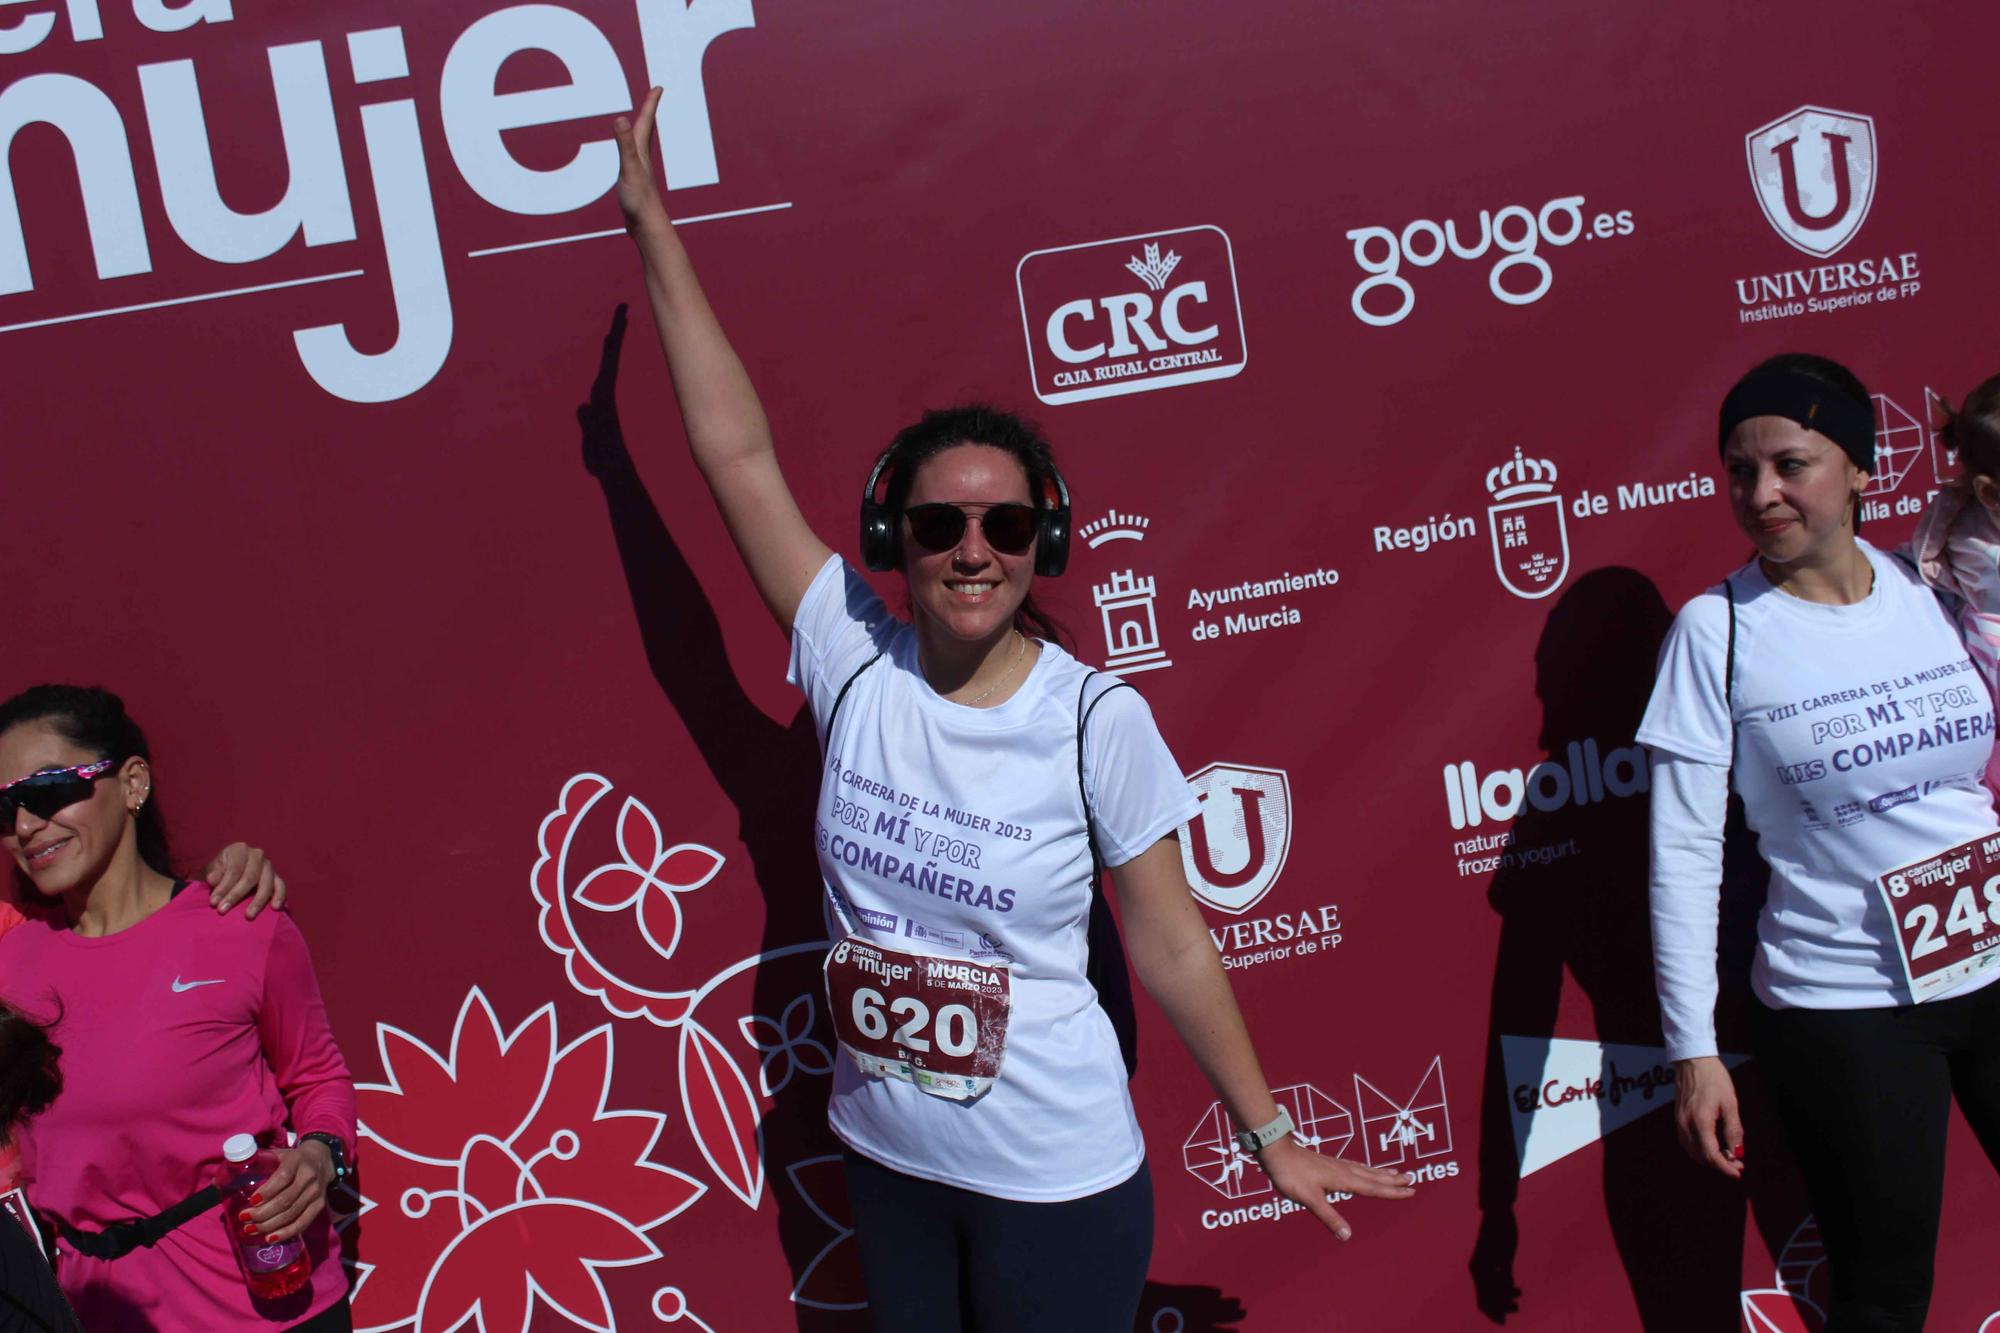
[1876,833,2000,1002]
[823,936,1011,1102]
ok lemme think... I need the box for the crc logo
[1747,106,1878,258]
[1485,447,1568,600]
[1180,763,1292,916]
[1016,225,1247,405]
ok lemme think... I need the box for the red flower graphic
[350,990,707,1332]
[533,774,841,1214]
[534,774,723,1027]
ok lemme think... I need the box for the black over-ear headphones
[859,451,1072,578]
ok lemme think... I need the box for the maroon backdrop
[7,2,1998,1327]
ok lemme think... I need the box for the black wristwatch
[300,1132,349,1185]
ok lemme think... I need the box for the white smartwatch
[1234,1106,1295,1155]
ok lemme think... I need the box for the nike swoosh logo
[171,977,224,992]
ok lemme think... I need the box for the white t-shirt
[788,556,1200,1201]
[1639,541,2000,1060]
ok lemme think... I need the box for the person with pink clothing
[1913,374,2000,793]
[0,685,355,1331]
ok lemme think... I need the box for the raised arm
[615,88,831,629]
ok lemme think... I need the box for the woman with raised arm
[613,90,1413,1331]
[1641,353,2000,1333]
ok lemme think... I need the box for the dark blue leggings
[841,1151,1152,1333]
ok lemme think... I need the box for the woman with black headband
[610,89,1414,1331]
[1639,353,2000,1332]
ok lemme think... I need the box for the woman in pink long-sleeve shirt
[0,685,355,1331]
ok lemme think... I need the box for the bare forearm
[628,210,776,479]
[1129,911,1280,1130]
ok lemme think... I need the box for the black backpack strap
[56,1185,222,1261]
[822,652,884,747]
[1078,672,1142,1080]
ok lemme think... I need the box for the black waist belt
[55,1185,222,1261]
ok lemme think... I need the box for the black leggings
[284,1297,352,1332]
[1754,980,2000,1333]
[841,1151,1152,1333]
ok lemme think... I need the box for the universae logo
[1016,225,1247,405]
[1746,106,1877,259]
[1179,763,1291,916]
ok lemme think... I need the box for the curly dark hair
[0,1003,61,1126]
[0,685,170,876]
[873,404,1071,647]
[1937,373,2000,486]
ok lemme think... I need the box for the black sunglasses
[0,759,118,827]
[903,503,1039,555]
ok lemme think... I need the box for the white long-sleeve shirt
[1639,542,2000,1062]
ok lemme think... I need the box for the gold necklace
[960,631,1025,707]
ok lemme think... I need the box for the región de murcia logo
[1486,448,1568,600]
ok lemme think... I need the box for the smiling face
[900,443,1037,645]
[0,721,142,899]
[1723,416,1870,567]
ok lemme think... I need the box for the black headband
[1718,369,1875,472]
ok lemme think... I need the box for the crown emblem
[1125,244,1181,292]
[1079,510,1151,548]
[1485,446,1558,500]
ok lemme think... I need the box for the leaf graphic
[740,1013,786,1053]
[416,1200,657,1333]
[614,796,664,875]
[786,1155,867,1312]
[680,1018,765,1208]
[637,877,686,959]
[1742,1288,1824,1333]
[655,844,724,891]
[573,865,649,912]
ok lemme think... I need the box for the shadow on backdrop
[1467,566,1797,1329]
[577,305,1244,1330]
[578,304,843,1328]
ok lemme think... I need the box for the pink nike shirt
[0,884,354,1329]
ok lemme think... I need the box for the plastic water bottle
[213,1134,311,1299]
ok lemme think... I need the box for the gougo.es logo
[1345,195,1634,327]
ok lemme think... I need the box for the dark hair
[0,685,170,877]
[875,404,1071,647]
[0,1004,61,1126]
[1939,373,2000,484]
[1730,352,1873,529]
[1738,351,1872,415]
